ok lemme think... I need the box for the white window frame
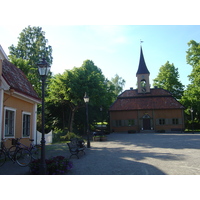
[22,111,31,138]
[4,107,16,138]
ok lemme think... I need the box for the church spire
[136,44,150,93]
[136,46,150,75]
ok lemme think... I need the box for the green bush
[61,132,82,141]
[53,129,82,143]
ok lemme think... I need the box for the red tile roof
[2,59,40,101]
[109,88,184,111]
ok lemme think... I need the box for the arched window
[143,114,150,119]
[141,79,146,88]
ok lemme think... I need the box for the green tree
[153,61,184,99]
[8,56,30,75]
[47,60,115,132]
[8,25,53,96]
[110,74,126,96]
[181,40,200,127]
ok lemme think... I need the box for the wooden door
[143,118,151,130]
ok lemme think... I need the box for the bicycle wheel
[15,149,32,167]
[30,145,41,160]
[8,145,16,157]
[0,150,6,167]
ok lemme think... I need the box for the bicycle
[9,138,41,160]
[0,138,32,167]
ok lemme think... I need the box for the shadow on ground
[109,133,200,150]
[68,146,168,175]
[1,133,199,175]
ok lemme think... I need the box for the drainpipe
[0,59,3,143]
[32,103,38,145]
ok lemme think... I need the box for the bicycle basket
[12,139,17,145]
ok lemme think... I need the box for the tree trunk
[69,109,75,132]
[67,101,84,133]
[61,103,65,130]
[68,109,72,131]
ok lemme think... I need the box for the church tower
[136,46,150,93]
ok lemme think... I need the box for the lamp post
[190,108,194,134]
[84,92,90,148]
[37,58,50,175]
[100,106,103,132]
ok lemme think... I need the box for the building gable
[0,45,9,60]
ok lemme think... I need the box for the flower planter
[100,136,107,141]
[93,136,101,141]
[93,136,107,141]
[29,156,73,175]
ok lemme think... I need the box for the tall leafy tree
[153,61,184,99]
[8,25,53,96]
[181,40,200,125]
[110,74,126,96]
[7,56,30,76]
[47,60,115,132]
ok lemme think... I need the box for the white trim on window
[4,107,16,138]
[22,111,31,138]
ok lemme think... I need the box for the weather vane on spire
[140,39,144,45]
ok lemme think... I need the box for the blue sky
[1,25,200,90]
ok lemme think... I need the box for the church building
[109,46,185,133]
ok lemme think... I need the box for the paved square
[1,132,200,175]
[69,133,200,175]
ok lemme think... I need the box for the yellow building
[0,45,40,147]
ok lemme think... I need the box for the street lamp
[37,58,50,175]
[100,106,103,131]
[84,92,90,148]
[190,108,194,134]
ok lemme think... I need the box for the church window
[128,119,135,126]
[116,120,122,127]
[172,118,179,125]
[159,119,165,125]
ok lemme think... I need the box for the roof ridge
[0,45,9,60]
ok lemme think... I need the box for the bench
[67,138,86,159]
[171,128,184,132]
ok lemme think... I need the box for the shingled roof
[109,88,184,111]
[136,47,150,75]
[2,59,40,102]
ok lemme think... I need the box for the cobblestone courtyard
[1,132,200,175]
[68,132,200,175]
